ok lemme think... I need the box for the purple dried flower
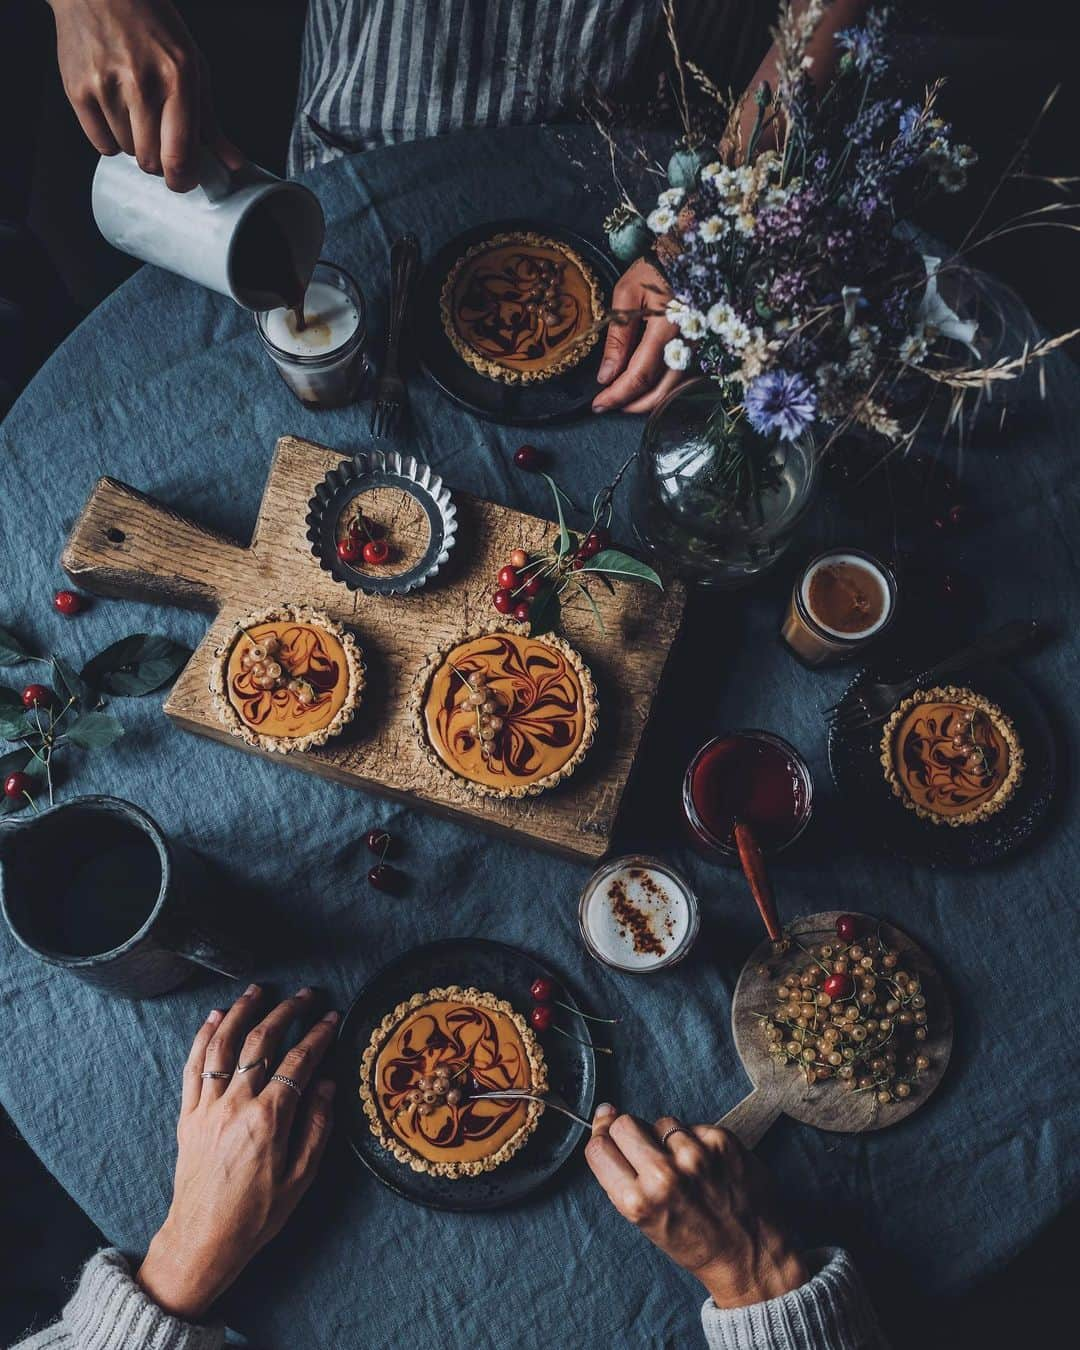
[744,371,817,441]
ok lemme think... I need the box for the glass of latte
[254,260,370,408]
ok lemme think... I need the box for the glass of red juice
[683,730,813,861]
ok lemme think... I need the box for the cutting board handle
[62,477,249,613]
[715,1086,782,1149]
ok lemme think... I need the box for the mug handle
[171,927,249,980]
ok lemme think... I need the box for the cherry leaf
[82,634,192,697]
[0,626,31,668]
[65,711,125,751]
[578,548,663,587]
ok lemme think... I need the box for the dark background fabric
[2,3,1079,1347]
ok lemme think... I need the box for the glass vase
[631,378,819,588]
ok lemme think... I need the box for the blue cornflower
[898,105,922,139]
[744,371,817,441]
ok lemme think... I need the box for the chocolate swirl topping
[896,703,1009,814]
[230,624,341,731]
[454,246,592,367]
[378,1003,529,1154]
[432,634,584,784]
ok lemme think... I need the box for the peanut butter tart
[210,605,364,753]
[411,622,597,798]
[360,986,547,1178]
[440,230,604,383]
[880,685,1023,826]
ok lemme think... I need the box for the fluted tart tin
[306,449,457,596]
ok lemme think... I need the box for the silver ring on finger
[660,1124,691,1146]
[269,1073,302,1098]
[236,1058,267,1076]
[200,1069,232,1081]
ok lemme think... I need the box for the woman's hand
[49,0,242,191]
[586,1106,808,1309]
[136,985,338,1321]
[592,257,685,416]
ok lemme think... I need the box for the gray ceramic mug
[0,796,247,998]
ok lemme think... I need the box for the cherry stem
[21,791,39,815]
[551,1023,613,1054]
[554,999,619,1024]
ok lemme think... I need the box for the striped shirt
[289,1,770,174]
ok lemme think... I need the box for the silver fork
[370,233,420,439]
[827,619,1038,736]
[469,1089,593,1129]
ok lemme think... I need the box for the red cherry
[513,444,541,472]
[509,549,528,570]
[530,977,554,1003]
[570,557,585,570]
[524,577,543,598]
[823,973,854,1001]
[365,828,395,858]
[493,588,514,614]
[3,772,31,800]
[580,534,602,559]
[513,602,530,623]
[21,684,52,709]
[362,539,390,565]
[529,1004,553,1031]
[498,565,519,590]
[337,537,361,563]
[367,864,399,892]
[54,590,83,617]
[835,914,857,943]
[590,525,610,550]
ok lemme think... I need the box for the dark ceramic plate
[415,218,620,426]
[828,660,1055,868]
[336,938,597,1210]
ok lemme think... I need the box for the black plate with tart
[416,218,620,426]
[337,938,597,1210]
[829,659,1055,867]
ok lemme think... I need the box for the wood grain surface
[718,911,953,1145]
[61,435,687,861]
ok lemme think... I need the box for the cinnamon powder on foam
[606,869,672,957]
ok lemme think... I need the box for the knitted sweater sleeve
[10,1250,226,1350]
[701,1249,889,1350]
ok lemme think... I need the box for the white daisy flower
[720,316,753,350]
[734,212,756,237]
[706,301,734,334]
[679,310,708,341]
[698,215,727,243]
[646,205,677,233]
[700,161,722,181]
[658,187,685,208]
[665,298,691,326]
[663,338,692,371]
[899,333,928,364]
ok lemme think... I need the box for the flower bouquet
[606,2,1078,582]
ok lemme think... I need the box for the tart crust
[359,985,548,1178]
[880,684,1023,827]
[209,605,365,754]
[439,230,604,384]
[409,620,598,799]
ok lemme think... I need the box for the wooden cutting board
[717,912,952,1146]
[61,435,686,862]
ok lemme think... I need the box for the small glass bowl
[683,730,814,863]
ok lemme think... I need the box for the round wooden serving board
[717,912,953,1147]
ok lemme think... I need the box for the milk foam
[582,864,693,971]
[263,281,360,357]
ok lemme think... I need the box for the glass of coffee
[780,549,897,666]
[254,260,369,408]
[578,855,699,974]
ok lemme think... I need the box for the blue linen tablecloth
[1,125,1078,1348]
